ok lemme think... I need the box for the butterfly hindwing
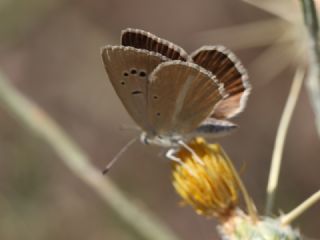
[195,118,237,138]
[101,45,168,131]
[191,46,251,119]
[147,61,224,135]
[121,28,188,61]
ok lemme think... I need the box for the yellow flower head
[172,138,239,219]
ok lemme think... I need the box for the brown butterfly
[101,28,251,171]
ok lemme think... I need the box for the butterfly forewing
[121,28,188,61]
[147,61,224,135]
[191,46,250,119]
[101,45,168,131]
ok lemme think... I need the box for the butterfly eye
[130,68,137,74]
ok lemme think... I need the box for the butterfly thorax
[140,132,182,147]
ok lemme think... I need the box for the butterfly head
[140,132,181,148]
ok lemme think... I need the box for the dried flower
[171,137,239,220]
[171,137,301,240]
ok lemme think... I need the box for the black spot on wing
[131,90,143,95]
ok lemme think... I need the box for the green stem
[0,71,180,240]
[265,67,305,215]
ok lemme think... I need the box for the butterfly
[101,28,250,171]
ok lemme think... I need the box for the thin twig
[300,0,320,137]
[220,147,258,223]
[280,189,320,225]
[265,67,305,215]
[0,71,180,240]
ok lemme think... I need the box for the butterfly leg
[177,140,204,166]
[165,148,182,163]
[166,149,196,177]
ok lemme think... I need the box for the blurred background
[0,0,319,239]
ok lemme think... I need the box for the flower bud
[171,138,239,219]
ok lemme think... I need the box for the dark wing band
[191,46,251,119]
[121,28,188,61]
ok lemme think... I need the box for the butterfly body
[102,28,250,148]
[140,132,182,147]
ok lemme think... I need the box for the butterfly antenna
[102,137,138,175]
[119,125,140,132]
[178,140,204,165]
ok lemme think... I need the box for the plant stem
[0,71,180,240]
[265,67,305,215]
[220,147,258,222]
[300,0,320,137]
[280,190,320,225]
